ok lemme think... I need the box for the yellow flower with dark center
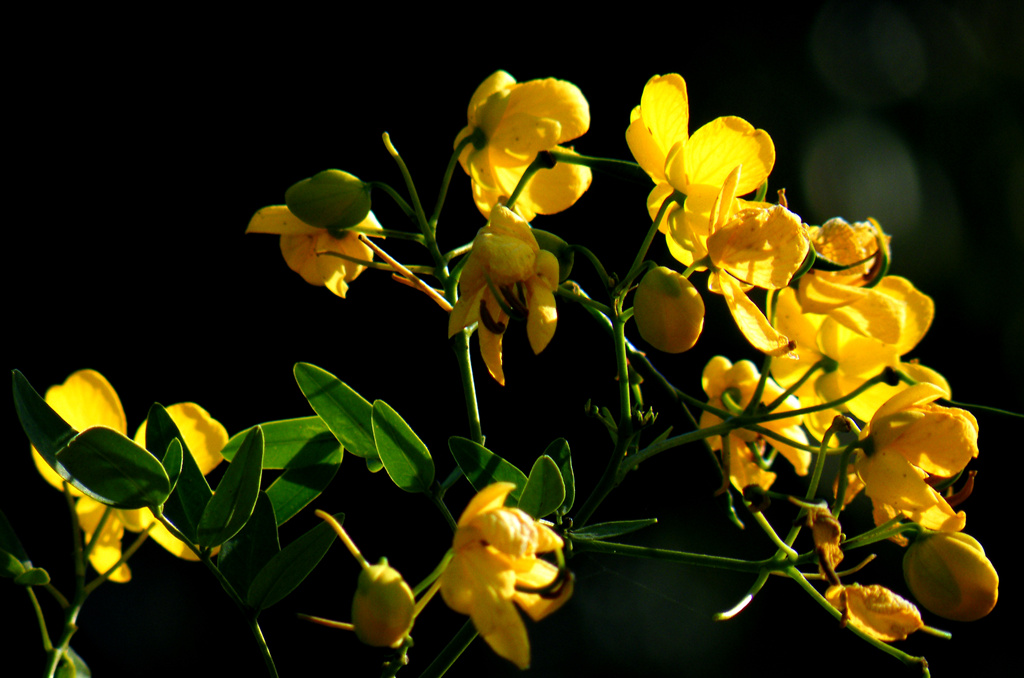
[698,357,810,493]
[247,204,381,298]
[455,70,591,220]
[439,483,571,669]
[447,206,560,385]
[856,383,979,531]
[825,583,924,642]
[30,370,227,581]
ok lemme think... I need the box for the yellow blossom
[439,483,571,669]
[30,370,227,581]
[855,383,979,531]
[247,204,381,298]
[455,70,591,220]
[447,206,560,385]
[700,168,810,355]
[826,583,924,642]
[903,530,998,621]
[699,357,811,492]
[626,73,775,266]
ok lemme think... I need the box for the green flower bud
[633,266,705,353]
[531,228,574,282]
[903,531,998,622]
[352,558,415,648]
[285,169,371,231]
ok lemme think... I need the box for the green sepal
[55,647,90,678]
[372,400,434,493]
[570,518,658,541]
[197,426,264,550]
[532,228,575,282]
[56,428,170,509]
[14,567,51,586]
[448,437,527,506]
[543,438,574,514]
[519,456,565,519]
[11,370,77,477]
[285,169,371,231]
[293,362,379,460]
[246,511,343,612]
[218,492,280,600]
[1,550,26,578]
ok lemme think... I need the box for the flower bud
[633,266,705,353]
[285,169,372,231]
[903,531,998,621]
[351,558,415,648]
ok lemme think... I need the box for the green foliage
[293,362,381,471]
[372,400,434,493]
[197,426,264,549]
[448,437,527,505]
[218,492,281,599]
[245,511,343,611]
[519,456,565,519]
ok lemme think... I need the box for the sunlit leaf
[372,400,434,493]
[448,437,527,505]
[293,363,378,459]
[197,426,264,549]
[56,427,170,509]
[519,455,565,519]
[218,492,280,598]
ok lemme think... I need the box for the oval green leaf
[519,455,565,519]
[293,363,378,459]
[447,437,527,505]
[265,446,342,524]
[197,426,264,549]
[56,427,170,509]
[543,438,574,514]
[218,492,280,599]
[570,518,659,541]
[221,416,341,469]
[246,511,343,611]
[12,370,78,480]
[372,401,434,493]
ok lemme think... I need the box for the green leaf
[246,511,343,611]
[519,456,565,519]
[221,416,341,469]
[197,426,264,549]
[0,509,32,568]
[372,400,434,493]
[56,428,170,509]
[293,363,378,459]
[1,549,27,578]
[266,447,342,525]
[162,438,183,495]
[543,438,574,514]
[160,433,214,544]
[570,518,659,541]
[14,567,51,586]
[447,437,527,505]
[218,492,280,599]
[144,403,189,489]
[12,370,78,482]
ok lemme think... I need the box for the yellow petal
[457,482,518,526]
[826,584,923,642]
[505,78,589,144]
[718,273,795,356]
[626,73,689,181]
[857,449,967,531]
[526,278,557,355]
[489,114,562,161]
[668,116,774,197]
[708,205,809,289]
[467,71,516,125]
[77,498,131,582]
[246,205,319,236]
[798,274,871,314]
[517,156,592,216]
[513,558,572,621]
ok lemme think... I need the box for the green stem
[450,329,483,445]
[547,148,649,184]
[419,619,479,678]
[429,134,476,230]
[367,181,416,220]
[620,192,679,294]
[570,538,767,573]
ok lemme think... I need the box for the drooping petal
[717,273,795,356]
[478,326,506,386]
[526,279,557,355]
[246,205,320,236]
[467,71,516,126]
[856,449,967,531]
[517,156,592,217]
[826,584,923,642]
[513,558,572,621]
[707,205,809,290]
[76,497,131,582]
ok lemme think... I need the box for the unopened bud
[903,531,998,621]
[531,228,574,282]
[285,169,372,231]
[352,558,415,648]
[633,266,705,353]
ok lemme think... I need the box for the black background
[4,1,1021,676]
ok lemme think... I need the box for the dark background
[4,1,1020,676]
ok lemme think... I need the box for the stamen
[479,301,507,334]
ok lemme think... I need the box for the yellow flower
[247,204,381,298]
[439,483,571,669]
[700,168,810,355]
[902,531,998,622]
[771,285,944,440]
[855,383,979,531]
[447,206,560,385]
[30,370,227,581]
[455,71,591,220]
[825,583,924,642]
[699,357,811,492]
[626,73,775,266]
[632,266,705,353]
